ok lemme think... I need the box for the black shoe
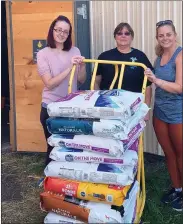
[161,188,181,204]
[171,193,183,212]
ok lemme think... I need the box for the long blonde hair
[155,23,177,57]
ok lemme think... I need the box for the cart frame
[69,59,148,223]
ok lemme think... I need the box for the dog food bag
[47,90,144,120]
[44,161,136,186]
[44,177,131,206]
[47,134,124,157]
[49,140,138,166]
[40,192,123,223]
[46,103,149,140]
[44,212,84,223]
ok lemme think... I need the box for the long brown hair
[155,23,177,57]
[47,15,72,51]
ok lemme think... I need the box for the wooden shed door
[9,1,74,152]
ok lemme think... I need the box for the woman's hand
[71,56,85,65]
[71,56,86,84]
[144,111,150,122]
[144,68,157,83]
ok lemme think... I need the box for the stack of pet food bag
[40,89,149,223]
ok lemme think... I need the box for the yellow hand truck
[69,59,148,223]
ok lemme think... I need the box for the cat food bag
[46,103,149,140]
[48,134,124,157]
[44,161,137,186]
[49,139,138,166]
[47,120,145,156]
[47,89,144,120]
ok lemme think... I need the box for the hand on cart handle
[144,68,157,83]
[145,68,166,89]
[71,56,85,65]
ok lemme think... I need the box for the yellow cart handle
[68,59,148,95]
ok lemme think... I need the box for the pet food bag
[44,177,131,206]
[49,139,138,166]
[123,181,139,223]
[44,212,84,223]
[44,161,136,186]
[40,192,123,223]
[47,120,145,156]
[46,103,149,140]
[123,120,145,150]
[47,89,144,120]
[47,134,124,157]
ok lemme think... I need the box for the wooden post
[6,0,17,151]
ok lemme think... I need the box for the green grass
[1,152,183,223]
[143,158,183,223]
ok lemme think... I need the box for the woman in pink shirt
[37,15,86,166]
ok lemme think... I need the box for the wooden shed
[5,1,90,152]
[4,1,182,155]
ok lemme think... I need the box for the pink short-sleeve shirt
[37,46,81,105]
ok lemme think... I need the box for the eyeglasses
[156,20,173,28]
[116,32,131,36]
[54,28,69,36]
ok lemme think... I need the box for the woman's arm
[37,54,85,90]
[144,51,182,94]
[94,75,102,90]
[41,67,72,90]
[145,85,152,106]
[144,85,152,121]
[77,63,86,84]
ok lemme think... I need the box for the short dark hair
[47,15,72,51]
[114,22,134,39]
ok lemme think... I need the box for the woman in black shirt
[95,22,153,120]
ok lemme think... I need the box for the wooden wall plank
[17,130,46,152]
[12,1,73,14]
[14,65,42,80]
[13,39,32,65]
[16,105,43,130]
[12,13,73,39]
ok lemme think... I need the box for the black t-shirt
[97,48,153,92]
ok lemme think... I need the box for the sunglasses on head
[156,20,173,28]
[116,31,131,36]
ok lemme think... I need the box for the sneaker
[171,194,183,212]
[161,188,181,204]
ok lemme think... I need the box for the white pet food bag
[47,90,144,120]
[46,103,149,140]
[44,212,84,223]
[49,140,138,166]
[123,120,146,150]
[47,134,124,157]
[123,181,139,223]
[44,161,136,186]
